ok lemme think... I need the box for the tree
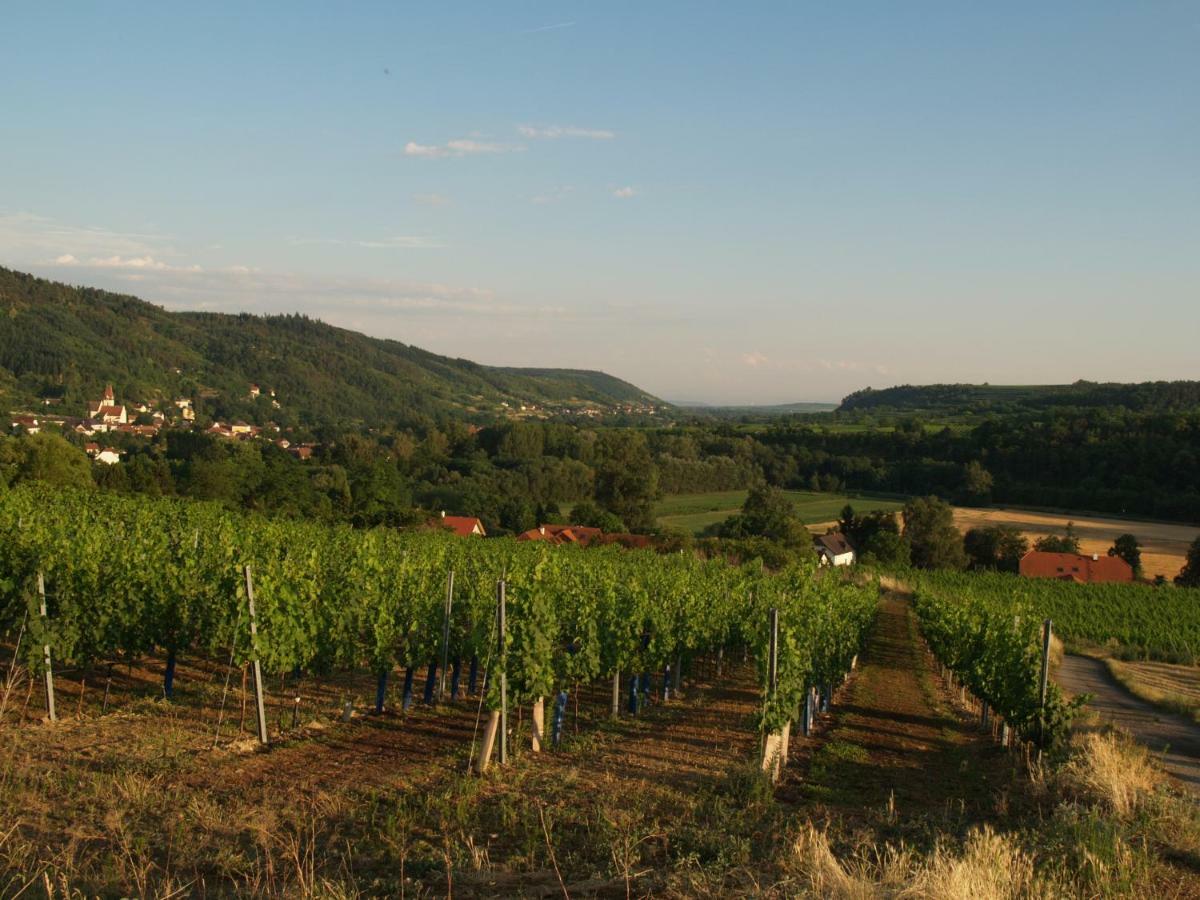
[964,524,1028,572]
[959,461,994,504]
[593,431,657,532]
[720,484,807,546]
[859,529,910,567]
[1034,522,1080,554]
[840,506,901,549]
[0,433,94,490]
[1108,533,1142,578]
[1176,536,1200,587]
[901,496,966,570]
[568,499,625,533]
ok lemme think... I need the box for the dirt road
[1057,654,1200,793]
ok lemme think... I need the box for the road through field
[1057,655,1200,794]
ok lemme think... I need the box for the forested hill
[838,381,1200,415]
[0,267,661,427]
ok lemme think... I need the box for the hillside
[838,381,1200,415]
[0,266,661,426]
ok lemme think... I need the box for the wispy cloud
[404,139,522,159]
[288,235,443,249]
[0,211,175,261]
[612,186,637,199]
[52,253,202,273]
[739,350,887,377]
[517,124,614,140]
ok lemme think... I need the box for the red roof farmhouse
[433,513,487,537]
[1018,550,1133,584]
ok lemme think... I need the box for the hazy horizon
[2,2,1197,405]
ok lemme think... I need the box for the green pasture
[654,489,905,536]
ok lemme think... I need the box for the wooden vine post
[37,571,56,723]
[476,579,507,772]
[243,566,269,746]
[531,696,545,752]
[498,579,508,765]
[610,671,620,719]
[761,606,784,781]
[1037,618,1053,754]
[438,570,455,702]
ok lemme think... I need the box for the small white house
[814,532,856,567]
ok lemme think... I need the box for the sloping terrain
[0,266,661,426]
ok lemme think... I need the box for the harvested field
[950,507,1198,581]
[812,506,1197,579]
[1105,658,1200,723]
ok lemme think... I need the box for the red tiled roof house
[1018,551,1133,584]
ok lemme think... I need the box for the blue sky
[2,2,1197,403]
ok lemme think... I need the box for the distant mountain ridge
[838,381,1200,415]
[0,266,661,427]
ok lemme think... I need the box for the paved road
[1058,654,1200,793]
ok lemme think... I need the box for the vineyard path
[779,590,1008,823]
[1057,655,1200,794]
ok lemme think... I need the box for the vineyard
[909,569,1200,665]
[0,483,876,764]
[5,484,1195,896]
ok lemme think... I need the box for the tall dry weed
[1063,731,1159,818]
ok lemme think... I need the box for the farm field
[655,490,1198,577]
[949,507,1199,581]
[1105,658,1200,723]
[655,490,905,535]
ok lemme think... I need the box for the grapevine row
[0,484,876,738]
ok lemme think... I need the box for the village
[8,384,317,465]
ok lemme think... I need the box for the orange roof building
[435,513,487,537]
[1018,551,1133,584]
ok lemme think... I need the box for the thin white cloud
[404,139,521,159]
[52,253,202,273]
[413,193,451,207]
[0,211,174,261]
[612,186,637,199]
[517,124,614,140]
[289,235,443,250]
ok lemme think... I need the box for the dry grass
[1105,658,1200,723]
[1062,731,1161,818]
[788,824,1054,899]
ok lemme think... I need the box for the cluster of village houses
[9,385,315,464]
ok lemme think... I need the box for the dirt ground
[779,593,1013,840]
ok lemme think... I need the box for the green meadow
[654,489,905,535]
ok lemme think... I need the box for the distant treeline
[839,381,1200,415]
